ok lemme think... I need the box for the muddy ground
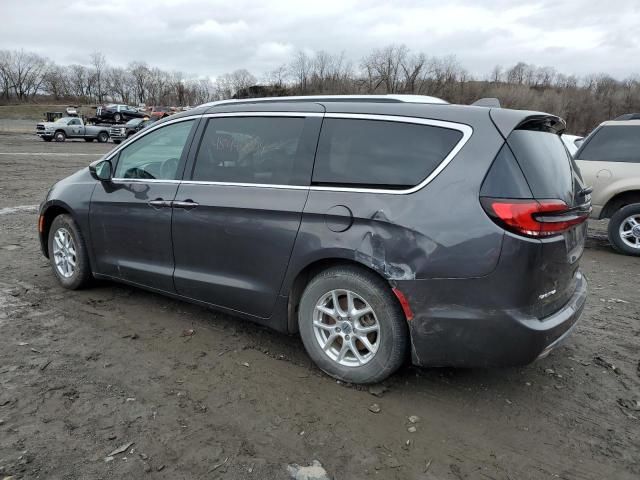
[0,131,638,480]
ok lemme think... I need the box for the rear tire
[114,113,122,123]
[298,265,408,384]
[54,131,66,142]
[97,132,109,143]
[608,203,640,256]
[48,214,92,289]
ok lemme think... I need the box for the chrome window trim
[107,112,473,195]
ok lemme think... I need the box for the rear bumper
[402,271,587,368]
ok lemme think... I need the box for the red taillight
[481,198,589,238]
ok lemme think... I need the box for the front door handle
[172,200,199,210]
[148,198,172,208]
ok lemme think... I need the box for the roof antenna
[471,98,501,108]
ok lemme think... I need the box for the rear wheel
[54,131,66,142]
[298,265,408,384]
[608,203,640,256]
[48,214,92,289]
[114,113,122,123]
[97,132,109,143]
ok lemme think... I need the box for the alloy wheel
[619,214,640,249]
[312,289,380,367]
[52,227,77,278]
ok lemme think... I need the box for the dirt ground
[0,131,638,480]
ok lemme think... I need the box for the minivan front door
[89,118,197,291]
[171,111,322,318]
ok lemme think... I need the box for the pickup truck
[109,117,156,143]
[36,117,110,143]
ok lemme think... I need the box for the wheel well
[601,190,640,219]
[54,129,65,136]
[41,205,71,257]
[286,258,391,334]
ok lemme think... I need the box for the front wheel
[298,266,408,384]
[97,132,109,143]
[48,214,92,289]
[114,113,122,123]
[54,131,66,142]
[608,203,640,256]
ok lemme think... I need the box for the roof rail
[614,113,640,120]
[198,94,448,109]
[471,98,501,108]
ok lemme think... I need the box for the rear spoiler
[489,109,566,138]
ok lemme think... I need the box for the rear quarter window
[312,118,463,188]
[576,125,640,163]
[507,130,574,201]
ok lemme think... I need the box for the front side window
[576,126,640,163]
[114,120,194,180]
[312,118,463,188]
[192,116,307,185]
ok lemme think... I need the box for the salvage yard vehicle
[36,117,110,143]
[94,104,145,123]
[574,118,640,255]
[110,117,156,144]
[38,95,590,384]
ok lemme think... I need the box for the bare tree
[90,51,107,103]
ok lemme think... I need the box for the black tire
[114,113,122,123]
[47,214,92,289]
[54,131,66,142]
[608,203,640,256]
[97,132,109,143]
[113,140,121,144]
[298,265,408,384]
[84,138,94,142]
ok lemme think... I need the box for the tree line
[1,46,639,134]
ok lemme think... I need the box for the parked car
[561,134,583,156]
[94,104,144,123]
[149,106,172,119]
[36,117,110,143]
[110,117,156,144]
[574,119,640,255]
[38,95,589,384]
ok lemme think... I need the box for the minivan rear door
[171,105,324,318]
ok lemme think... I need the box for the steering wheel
[161,158,179,179]
[124,167,155,179]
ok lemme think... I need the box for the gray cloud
[1,0,638,79]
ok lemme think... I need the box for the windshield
[54,118,71,124]
[126,119,143,126]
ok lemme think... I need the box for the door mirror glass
[90,159,112,181]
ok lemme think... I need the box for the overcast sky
[1,0,639,80]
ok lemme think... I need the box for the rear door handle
[172,200,199,210]
[148,198,172,208]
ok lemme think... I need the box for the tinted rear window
[192,117,307,185]
[576,126,640,163]
[312,118,463,188]
[507,130,574,201]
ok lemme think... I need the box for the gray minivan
[38,95,590,384]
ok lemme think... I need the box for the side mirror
[89,159,112,182]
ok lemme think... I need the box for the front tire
[97,132,109,143]
[114,113,122,123]
[54,131,66,142]
[608,203,640,256]
[298,265,408,384]
[48,214,92,289]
